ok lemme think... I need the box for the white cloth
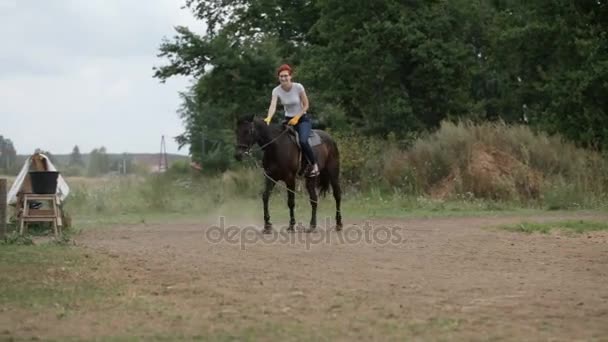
[7,154,70,205]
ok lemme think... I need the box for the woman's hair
[277,64,293,76]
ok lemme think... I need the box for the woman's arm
[265,95,278,124]
[298,89,309,116]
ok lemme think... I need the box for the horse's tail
[318,137,339,197]
[318,169,331,197]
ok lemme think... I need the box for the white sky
[0,0,206,155]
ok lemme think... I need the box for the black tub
[29,171,59,194]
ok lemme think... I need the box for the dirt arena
[6,212,608,341]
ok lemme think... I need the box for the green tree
[68,145,85,167]
[302,0,478,137]
[87,147,110,177]
[0,135,17,172]
[157,0,608,157]
[155,26,283,165]
[483,0,608,149]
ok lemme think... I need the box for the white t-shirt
[272,82,305,118]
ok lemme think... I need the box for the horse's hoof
[335,225,343,232]
[306,226,317,233]
[262,228,273,235]
[286,226,295,233]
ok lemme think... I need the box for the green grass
[81,323,333,342]
[63,172,540,225]
[0,242,464,341]
[68,192,556,230]
[4,171,606,231]
[0,244,120,308]
[499,220,608,234]
[1,172,604,240]
[43,316,463,342]
[65,182,603,231]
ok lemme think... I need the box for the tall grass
[334,120,608,207]
[42,120,608,227]
[59,171,531,228]
[63,168,265,218]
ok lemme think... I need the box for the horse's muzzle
[234,149,250,161]
[234,144,251,161]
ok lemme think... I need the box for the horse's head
[234,114,256,161]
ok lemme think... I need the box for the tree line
[0,142,140,177]
[154,0,607,169]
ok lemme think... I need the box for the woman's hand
[287,116,300,126]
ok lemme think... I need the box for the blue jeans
[294,115,317,165]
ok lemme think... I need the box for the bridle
[236,121,256,156]
[234,119,319,203]
[236,120,290,155]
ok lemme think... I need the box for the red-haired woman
[264,64,319,177]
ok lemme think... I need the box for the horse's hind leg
[262,177,275,233]
[286,177,296,232]
[330,173,343,231]
[305,177,318,232]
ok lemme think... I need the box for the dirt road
[8,212,608,341]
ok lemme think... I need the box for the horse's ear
[237,114,255,124]
[237,114,255,123]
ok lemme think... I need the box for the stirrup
[307,165,319,177]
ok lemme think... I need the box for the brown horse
[234,114,343,233]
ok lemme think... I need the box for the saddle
[286,126,322,148]
[284,125,323,175]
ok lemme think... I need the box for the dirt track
[55,212,607,341]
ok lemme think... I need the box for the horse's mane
[252,118,289,146]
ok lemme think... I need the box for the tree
[69,145,85,167]
[0,135,17,172]
[155,25,283,164]
[302,0,478,137]
[481,0,608,149]
[87,147,110,177]
[156,0,481,145]
[156,0,608,156]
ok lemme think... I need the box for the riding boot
[307,163,319,177]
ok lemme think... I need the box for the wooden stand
[19,194,61,238]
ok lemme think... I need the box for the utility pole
[201,127,206,157]
[0,178,6,238]
[158,135,168,173]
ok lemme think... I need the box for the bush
[332,120,608,205]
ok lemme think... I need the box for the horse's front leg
[262,177,275,234]
[305,178,318,232]
[286,177,296,232]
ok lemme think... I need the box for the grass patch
[5,169,605,231]
[0,244,120,309]
[49,316,464,341]
[499,220,608,234]
[61,174,603,230]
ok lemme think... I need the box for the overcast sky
[0,0,205,155]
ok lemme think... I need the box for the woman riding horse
[264,64,319,177]
[234,64,343,233]
[234,115,343,233]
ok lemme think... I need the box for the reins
[238,121,320,204]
